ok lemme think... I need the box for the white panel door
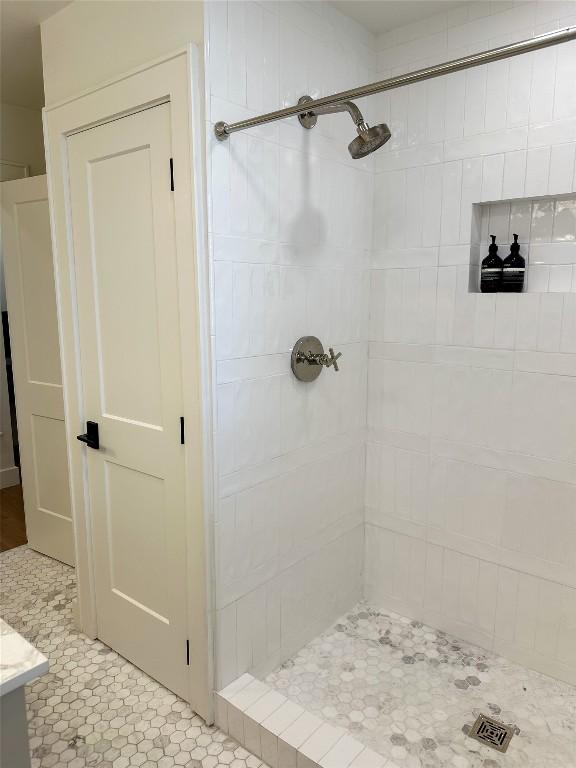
[1,175,74,565]
[67,104,189,698]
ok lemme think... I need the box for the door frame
[43,46,215,721]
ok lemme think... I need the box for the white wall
[40,0,203,105]
[367,0,576,685]
[205,0,376,688]
[0,102,45,177]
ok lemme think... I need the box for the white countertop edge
[0,657,49,697]
[0,618,49,697]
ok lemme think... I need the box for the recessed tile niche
[470,195,576,293]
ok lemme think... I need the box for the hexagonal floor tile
[0,547,269,768]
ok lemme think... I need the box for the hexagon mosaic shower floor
[0,546,267,768]
[2,546,576,768]
[265,604,576,768]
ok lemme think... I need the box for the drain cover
[468,713,514,753]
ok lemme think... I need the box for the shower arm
[297,95,370,132]
[303,99,365,126]
[214,25,576,141]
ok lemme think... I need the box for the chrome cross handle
[296,348,342,371]
[326,348,342,371]
[296,350,320,365]
[291,336,342,382]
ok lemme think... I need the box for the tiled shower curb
[215,673,389,768]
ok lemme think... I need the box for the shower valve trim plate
[291,336,342,382]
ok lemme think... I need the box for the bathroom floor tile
[265,603,576,768]
[0,546,267,768]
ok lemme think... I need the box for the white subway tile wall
[205,1,374,688]
[368,0,576,684]
[206,0,576,693]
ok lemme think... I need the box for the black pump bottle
[501,234,525,293]
[480,235,503,293]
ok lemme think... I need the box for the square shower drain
[468,713,514,753]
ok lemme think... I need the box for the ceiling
[332,0,468,36]
[1,0,71,109]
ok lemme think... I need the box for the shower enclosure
[205,1,576,766]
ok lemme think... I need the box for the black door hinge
[170,158,175,191]
[180,416,185,445]
[186,639,190,666]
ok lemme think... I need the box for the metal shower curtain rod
[215,25,576,141]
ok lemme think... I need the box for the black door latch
[77,421,100,450]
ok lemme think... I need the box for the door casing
[43,47,215,721]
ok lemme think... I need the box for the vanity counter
[0,618,48,696]
[0,617,48,768]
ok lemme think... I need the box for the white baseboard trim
[0,466,20,489]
